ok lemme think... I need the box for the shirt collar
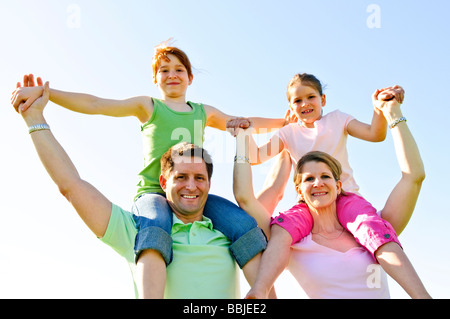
[171,213,214,232]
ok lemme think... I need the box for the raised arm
[347,85,405,142]
[375,91,425,235]
[12,74,153,123]
[204,103,287,132]
[233,128,273,236]
[16,81,113,238]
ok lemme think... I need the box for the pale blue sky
[1,0,449,298]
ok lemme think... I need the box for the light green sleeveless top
[135,98,207,199]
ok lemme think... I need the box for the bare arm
[246,225,292,299]
[12,74,153,123]
[375,92,425,235]
[250,135,285,165]
[256,150,292,215]
[204,104,286,132]
[347,108,388,142]
[233,129,273,236]
[347,86,405,142]
[17,82,112,238]
[49,89,153,122]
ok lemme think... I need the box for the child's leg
[203,194,267,269]
[132,193,173,298]
[256,150,292,215]
[270,203,313,244]
[135,249,167,298]
[375,242,431,298]
[336,193,401,260]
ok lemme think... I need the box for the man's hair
[160,142,213,180]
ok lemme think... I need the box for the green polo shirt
[100,204,240,299]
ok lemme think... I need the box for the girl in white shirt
[232,86,431,298]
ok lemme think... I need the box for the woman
[232,89,431,298]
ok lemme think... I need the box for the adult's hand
[11,74,45,113]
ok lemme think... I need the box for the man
[13,80,262,298]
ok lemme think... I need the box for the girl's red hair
[152,39,193,84]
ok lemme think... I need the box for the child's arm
[346,107,388,142]
[249,135,285,165]
[49,88,153,122]
[347,86,405,142]
[204,104,287,132]
[12,74,153,123]
[256,150,292,215]
[233,128,273,235]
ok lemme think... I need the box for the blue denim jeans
[132,193,267,268]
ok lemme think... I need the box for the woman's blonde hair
[293,151,347,199]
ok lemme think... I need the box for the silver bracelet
[28,124,50,134]
[234,155,250,163]
[389,117,407,129]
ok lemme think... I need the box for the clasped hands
[11,74,47,114]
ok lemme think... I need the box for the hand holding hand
[226,117,252,137]
[11,74,45,113]
[16,80,50,126]
[377,85,405,104]
[372,87,403,122]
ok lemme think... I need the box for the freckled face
[155,54,193,99]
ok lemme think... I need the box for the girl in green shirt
[12,40,287,298]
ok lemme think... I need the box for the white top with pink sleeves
[288,233,390,299]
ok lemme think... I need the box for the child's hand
[377,85,405,104]
[11,74,45,113]
[372,88,402,114]
[226,117,252,137]
[284,108,298,124]
[22,81,50,116]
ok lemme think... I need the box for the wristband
[389,117,407,129]
[28,124,50,134]
[234,155,250,163]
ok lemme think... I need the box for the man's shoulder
[100,204,136,259]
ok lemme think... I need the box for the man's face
[160,158,211,222]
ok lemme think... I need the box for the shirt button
[277,217,284,223]
[384,234,390,239]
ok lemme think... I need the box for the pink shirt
[275,109,359,193]
[288,233,390,299]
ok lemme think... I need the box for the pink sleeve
[271,203,314,244]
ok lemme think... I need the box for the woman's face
[296,161,342,210]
